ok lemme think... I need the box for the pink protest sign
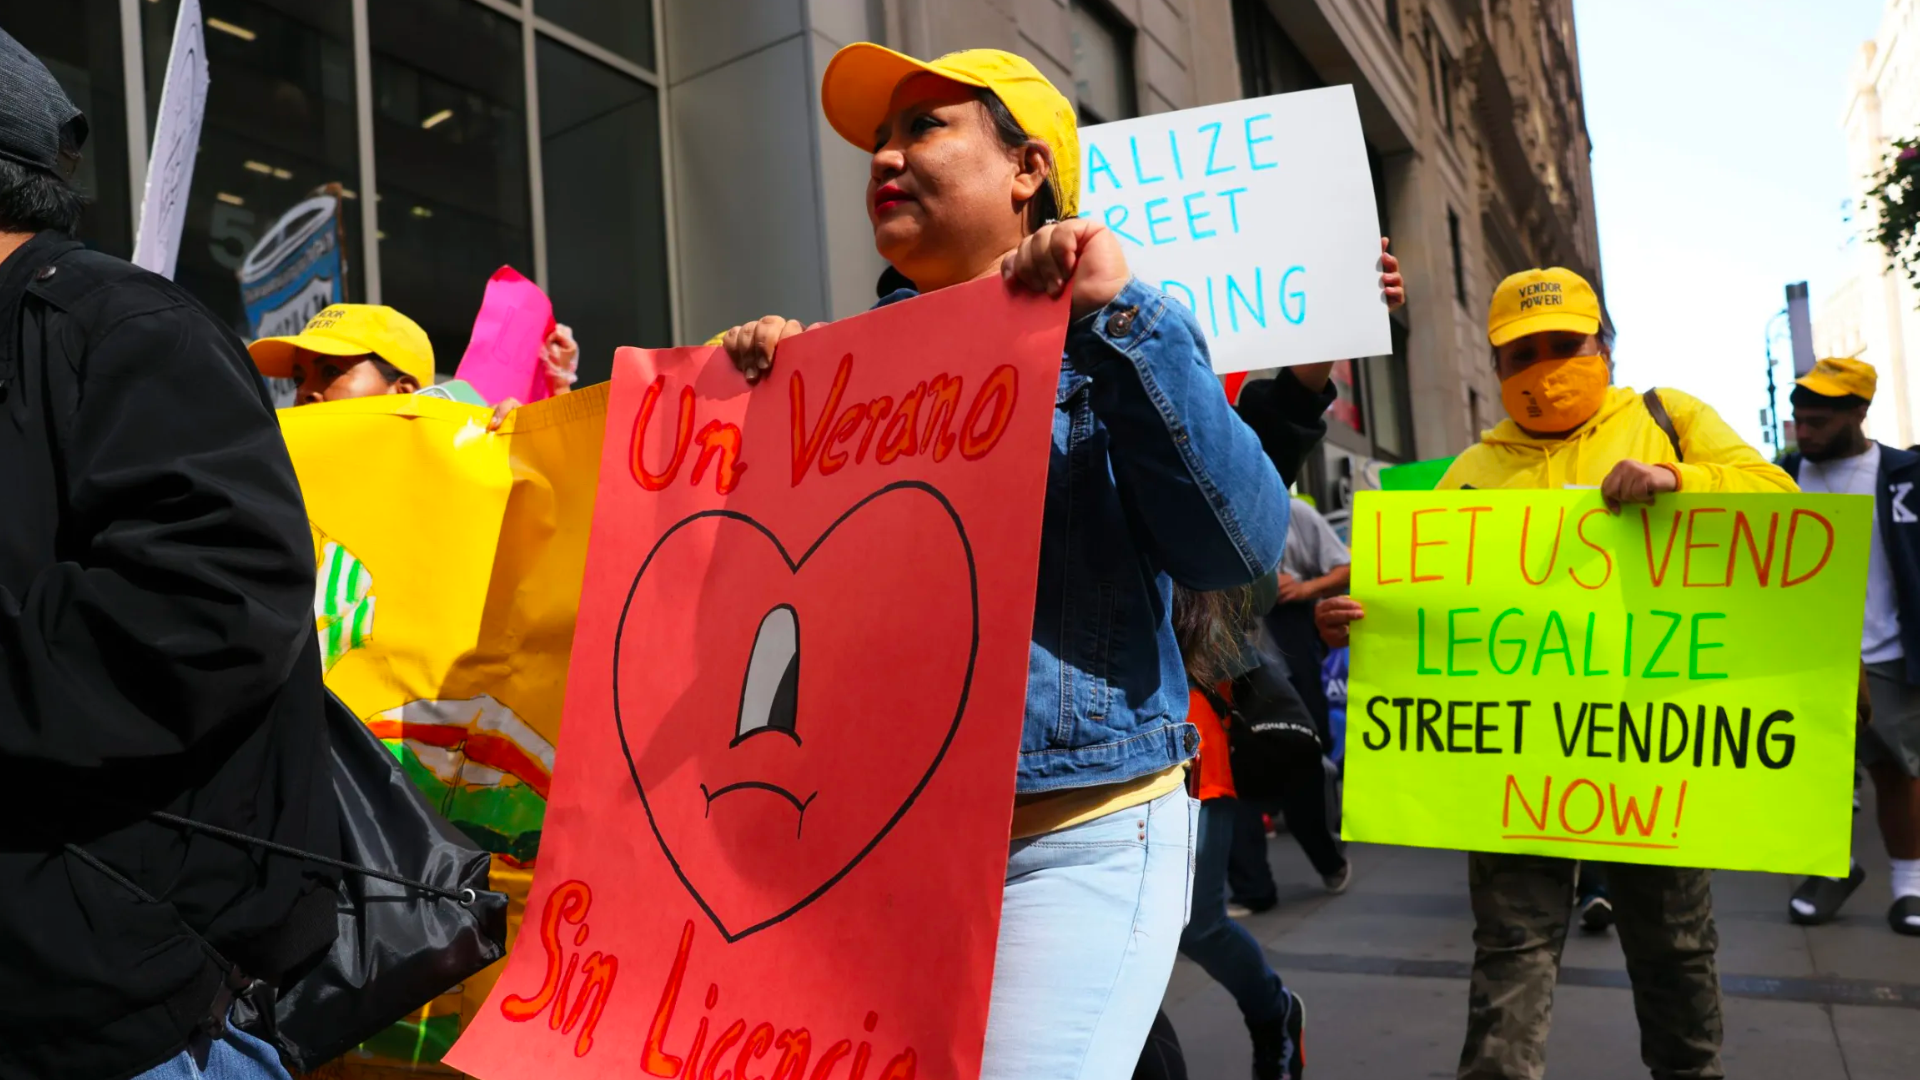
[456,266,557,405]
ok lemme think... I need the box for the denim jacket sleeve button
[1106,306,1138,338]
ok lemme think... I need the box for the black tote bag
[1193,659,1324,804]
[230,689,509,1072]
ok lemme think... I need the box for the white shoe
[1323,861,1352,894]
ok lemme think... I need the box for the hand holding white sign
[999,216,1131,321]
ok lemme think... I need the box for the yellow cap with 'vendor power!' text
[1796,356,1877,402]
[1487,267,1602,347]
[248,304,435,386]
[821,43,1080,219]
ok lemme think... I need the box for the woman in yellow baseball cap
[1316,264,1793,1080]
[248,302,579,429]
[714,42,1338,1080]
[248,303,437,404]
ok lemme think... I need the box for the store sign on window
[239,193,347,407]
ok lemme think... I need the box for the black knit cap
[0,27,89,175]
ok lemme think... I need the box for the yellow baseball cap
[248,304,435,385]
[1796,356,1877,402]
[821,44,1080,219]
[1487,267,1602,347]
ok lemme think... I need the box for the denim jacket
[880,278,1292,793]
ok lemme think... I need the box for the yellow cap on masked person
[820,44,1080,219]
[248,304,435,386]
[1487,267,1602,347]
[1796,356,1877,402]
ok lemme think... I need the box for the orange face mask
[1500,354,1610,433]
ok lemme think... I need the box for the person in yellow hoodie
[1317,267,1794,1080]
[1435,270,1794,501]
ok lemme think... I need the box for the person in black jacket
[0,30,338,1080]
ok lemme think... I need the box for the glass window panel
[1424,30,1437,109]
[1069,3,1133,123]
[9,0,133,257]
[141,0,363,333]
[534,0,655,72]
[538,36,670,385]
[369,0,532,372]
[1448,207,1466,306]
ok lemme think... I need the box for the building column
[660,0,889,341]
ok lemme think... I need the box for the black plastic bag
[233,690,509,1073]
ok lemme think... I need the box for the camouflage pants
[1457,853,1724,1080]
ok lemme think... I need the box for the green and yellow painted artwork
[313,527,376,671]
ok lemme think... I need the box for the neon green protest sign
[1343,491,1869,875]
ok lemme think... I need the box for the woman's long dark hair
[1171,583,1256,687]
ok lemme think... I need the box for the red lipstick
[872,183,914,214]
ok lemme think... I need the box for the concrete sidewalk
[1160,796,1920,1079]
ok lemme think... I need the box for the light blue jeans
[132,1021,290,1080]
[980,786,1200,1080]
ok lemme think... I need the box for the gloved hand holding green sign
[1344,490,1869,875]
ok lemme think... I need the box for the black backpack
[1192,659,1324,802]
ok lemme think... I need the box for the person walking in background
[1783,357,1920,936]
[1574,864,1614,934]
[1269,495,1352,732]
[1316,266,1795,1080]
[1170,576,1307,1080]
[0,33,338,1079]
[1227,497,1353,912]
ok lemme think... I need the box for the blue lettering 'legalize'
[1084,113,1280,249]
[1159,265,1309,337]
[1086,112,1282,193]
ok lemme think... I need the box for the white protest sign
[1078,86,1390,374]
[132,0,209,280]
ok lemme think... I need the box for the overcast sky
[1573,0,1888,449]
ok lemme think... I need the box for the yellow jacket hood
[1439,385,1797,494]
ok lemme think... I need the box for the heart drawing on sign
[611,481,979,942]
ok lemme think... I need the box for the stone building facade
[12,0,1602,517]
[664,0,1602,519]
[1817,0,1920,448]
[1223,0,1603,519]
